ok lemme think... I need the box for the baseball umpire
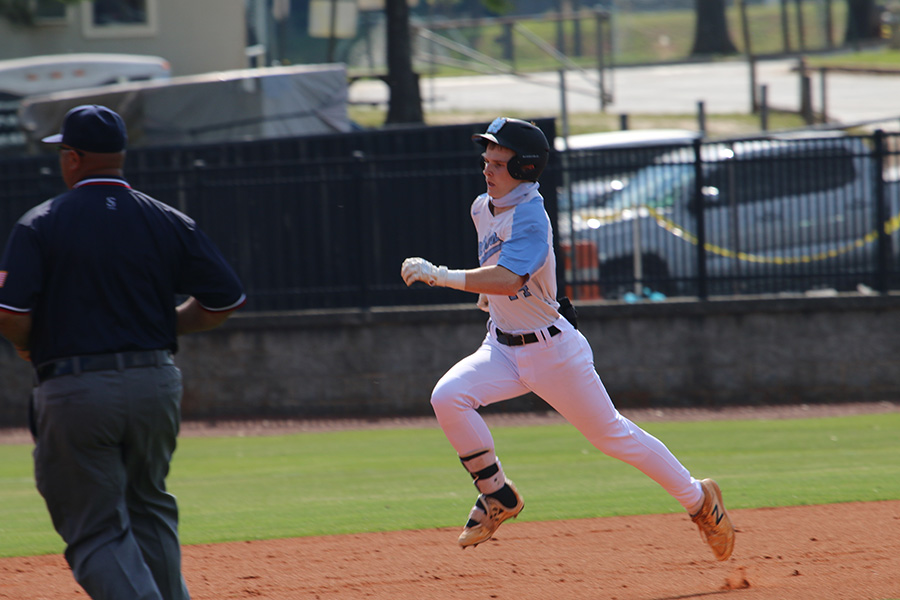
[401,117,734,560]
[0,104,246,600]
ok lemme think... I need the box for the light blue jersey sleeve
[496,198,550,278]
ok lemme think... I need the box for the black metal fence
[0,119,557,312]
[2,121,899,312]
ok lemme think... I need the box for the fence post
[555,6,566,55]
[759,84,769,131]
[798,58,813,124]
[558,69,570,143]
[780,0,791,52]
[572,3,583,56]
[739,0,753,67]
[353,150,371,308]
[794,0,807,51]
[693,137,708,300]
[502,22,516,69]
[748,56,758,113]
[873,129,889,294]
[697,101,706,136]
[801,73,813,124]
[595,9,609,111]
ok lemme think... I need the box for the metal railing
[2,122,899,312]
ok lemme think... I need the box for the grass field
[1,412,898,559]
[396,3,853,76]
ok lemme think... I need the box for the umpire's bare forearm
[176,298,236,335]
[0,311,31,359]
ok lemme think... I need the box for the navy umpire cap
[42,104,127,153]
[472,117,549,181]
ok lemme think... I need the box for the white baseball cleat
[458,479,524,549]
[691,478,735,561]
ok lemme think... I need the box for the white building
[0,0,248,77]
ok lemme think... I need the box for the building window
[81,0,158,38]
[33,0,68,23]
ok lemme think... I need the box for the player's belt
[495,325,560,346]
[35,350,174,384]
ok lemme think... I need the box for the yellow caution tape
[643,206,900,264]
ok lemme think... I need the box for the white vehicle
[555,128,701,153]
[0,53,170,153]
[568,133,900,298]
[557,128,702,228]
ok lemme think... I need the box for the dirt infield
[2,402,899,600]
[2,501,899,599]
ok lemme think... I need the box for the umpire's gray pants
[32,364,189,600]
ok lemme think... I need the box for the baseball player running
[400,117,734,560]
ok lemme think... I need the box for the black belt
[36,350,174,384]
[495,325,561,346]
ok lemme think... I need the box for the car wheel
[599,255,671,300]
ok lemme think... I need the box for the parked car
[556,129,702,238]
[555,128,702,153]
[566,133,900,299]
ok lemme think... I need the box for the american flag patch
[0,271,6,287]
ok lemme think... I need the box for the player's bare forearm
[462,265,527,296]
[176,297,237,335]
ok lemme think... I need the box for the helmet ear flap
[507,153,546,181]
[506,156,521,180]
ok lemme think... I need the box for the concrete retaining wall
[1,294,898,427]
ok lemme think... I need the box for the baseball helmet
[472,117,549,181]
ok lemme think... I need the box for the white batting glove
[401,257,440,286]
[401,257,466,290]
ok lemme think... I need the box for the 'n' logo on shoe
[711,503,724,526]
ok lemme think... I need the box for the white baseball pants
[431,317,704,512]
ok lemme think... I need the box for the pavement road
[348,58,900,131]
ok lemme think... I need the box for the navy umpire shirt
[0,176,245,366]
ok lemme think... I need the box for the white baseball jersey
[472,185,560,333]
